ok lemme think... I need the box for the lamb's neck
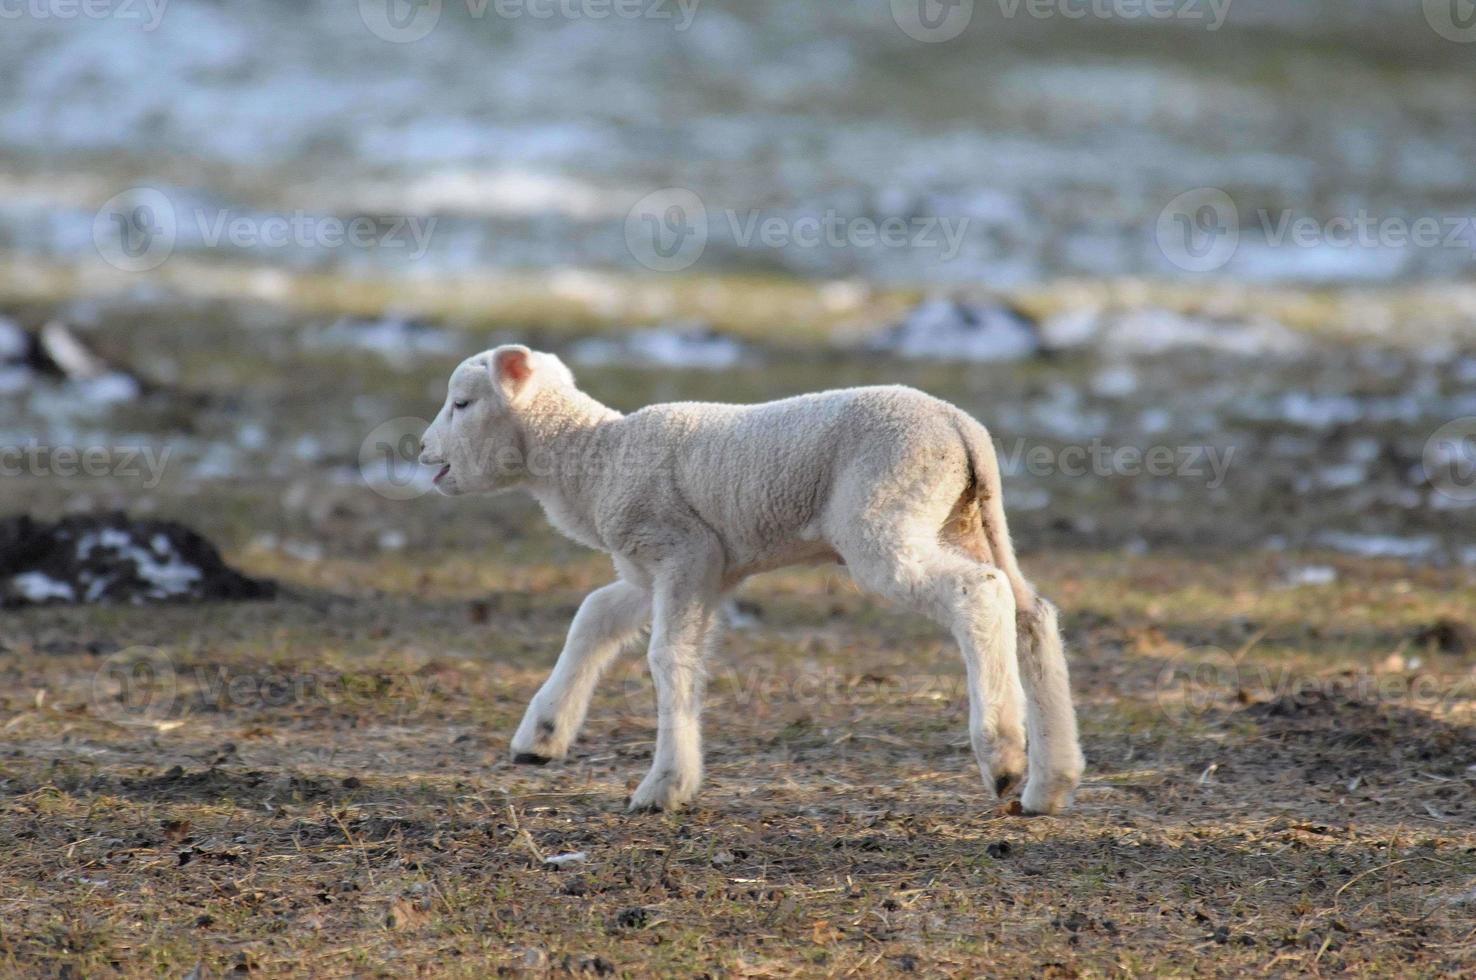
[522,388,623,548]
[523,388,621,459]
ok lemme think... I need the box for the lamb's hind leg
[1016,595,1085,815]
[841,538,1027,798]
[511,580,651,764]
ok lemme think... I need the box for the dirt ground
[2,543,1473,978]
[2,297,1475,976]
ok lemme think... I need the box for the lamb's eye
[453,399,470,410]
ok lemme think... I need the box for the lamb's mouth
[432,464,451,484]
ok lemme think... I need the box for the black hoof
[513,752,552,766]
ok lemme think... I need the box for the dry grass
[2,550,1473,978]
[8,259,1476,348]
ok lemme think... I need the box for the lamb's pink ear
[490,346,534,402]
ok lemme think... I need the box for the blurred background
[2,0,1475,592]
[8,7,1476,974]
[3,0,1476,285]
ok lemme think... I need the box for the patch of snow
[1005,487,1051,511]
[236,423,268,451]
[1137,407,1173,434]
[543,851,588,868]
[568,325,748,370]
[1273,392,1364,429]
[281,540,324,563]
[11,571,76,602]
[1287,565,1337,586]
[345,169,618,220]
[76,372,141,405]
[1090,364,1139,398]
[303,316,457,367]
[0,316,27,361]
[1345,437,1381,463]
[1317,463,1367,489]
[722,599,762,630]
[1431,492,1476,511]
[1069,309,1307,358]
[77,528,203,599]
[1314,532,1437,560]
[1037,308,1099,350]
[1025,383,1109,438]
[1268,434,1318,457]
[292,435,323,462]
[0,366,31,394]
[872,299,1039,362]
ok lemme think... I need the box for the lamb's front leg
[628,567,722,812]
[510,580,650,764]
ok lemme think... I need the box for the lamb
[418,345,1085,814]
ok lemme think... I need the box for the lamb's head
[419,345,577,496]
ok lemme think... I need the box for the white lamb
[418,345,1085,814]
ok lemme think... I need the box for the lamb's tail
[957,415,1085,813]
[954,415,1032,612]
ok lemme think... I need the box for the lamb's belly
[722,533,841,588]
